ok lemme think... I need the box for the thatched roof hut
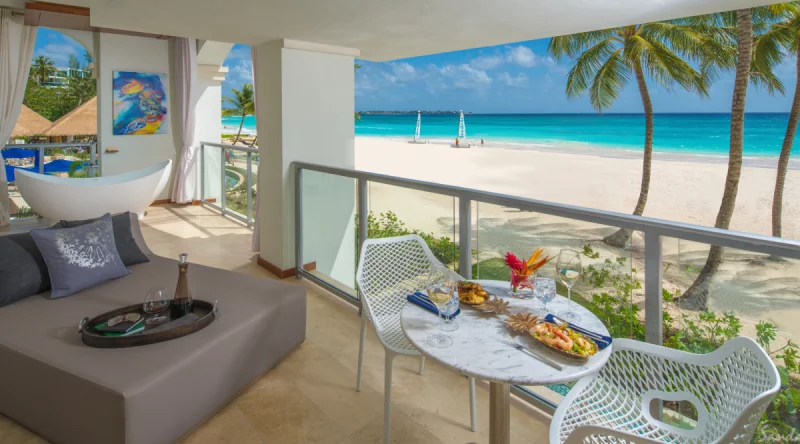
[44,97,97,137]
[11,105,51,137]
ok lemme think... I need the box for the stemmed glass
[556,249,583,322]
[144,287,170,324]
[425,265,456,348]
[533,277,556,316]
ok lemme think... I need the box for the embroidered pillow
[59,212,150,266]
[30,214,131,298]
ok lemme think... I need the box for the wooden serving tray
[78,300,217,348]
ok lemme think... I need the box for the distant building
[41,67,91,89]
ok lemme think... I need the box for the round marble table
[400,279,612,444]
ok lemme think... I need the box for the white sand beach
[356,136,800,342]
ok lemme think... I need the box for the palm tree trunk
[234,111,245,144]
[771,43,800,247]
[604,62,653,248]
[680,9,752,311]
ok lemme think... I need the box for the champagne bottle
[170,253,193,319]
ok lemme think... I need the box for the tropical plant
[548,20,712,248]
[679,6,795,310]
[30,56,57,85]
[354,63,362,121]
[222,83,254,145]
[753,4,800,246]
[68,53,81,71]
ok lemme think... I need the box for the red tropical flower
[505,252,524,271]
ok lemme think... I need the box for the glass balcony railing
[291,160,800,438]
[200,142,257,227]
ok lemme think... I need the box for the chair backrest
[355,235,447,350]
[605,337,780,443]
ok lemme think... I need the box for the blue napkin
[544,314,612,350]
[407,292,460,319]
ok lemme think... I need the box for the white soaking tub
[16,160,172,221]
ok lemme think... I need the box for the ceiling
[34,0,783,61]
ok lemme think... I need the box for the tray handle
[78,317,89,334]
[212,300,219,315]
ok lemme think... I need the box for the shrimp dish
[532,322,597,358]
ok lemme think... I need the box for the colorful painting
[112,71,168,135]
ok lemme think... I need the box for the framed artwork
[112,71,168,135]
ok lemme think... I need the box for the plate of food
[457,281,492,305]
[531,322,598,359]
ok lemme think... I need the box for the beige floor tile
[348,410,445,444]
[0,415,48,444]
[235,384,347,444]
[179,404,262,444]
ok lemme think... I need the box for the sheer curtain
[170,37,198,203]
[250,46,260,252]
[0,10,37,226]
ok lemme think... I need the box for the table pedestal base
[489,382,511,444]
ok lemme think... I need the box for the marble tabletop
[400,280,612,385]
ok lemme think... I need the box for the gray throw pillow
[59,212,150,267]
[31,215,131,299]
[0,232,52,306]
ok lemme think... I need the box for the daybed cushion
[0,231,52,307]
[59,212,150,267]
[0,255,306,444]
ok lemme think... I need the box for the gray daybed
[0,216,306,443]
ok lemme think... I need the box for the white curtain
[0,11,37,226]
[250,46,260,252]
[170,37,198,204]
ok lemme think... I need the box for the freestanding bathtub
[16,159,172,221]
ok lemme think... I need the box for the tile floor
[0,204,553,444]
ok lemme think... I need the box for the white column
[254,39,357,280]
[195,64,226,202]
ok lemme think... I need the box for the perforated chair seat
[553,337,780,444]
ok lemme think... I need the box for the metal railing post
[89,142,97,177]
[644,227,664,421]
[38,146,44,174]
[295,167,303,279]
[459,198,472,278]
[220,147,226,214]
[357,178,369,314]
[644,227,663,346]
[200,143,205,203]
[246,152,253,225]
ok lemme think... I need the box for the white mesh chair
[356,234,477,444]
[552,337,780,444]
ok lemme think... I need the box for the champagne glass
[556,249,582,322]
[144,287,170,324]
[425,265,455,348]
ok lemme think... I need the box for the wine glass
[533,277,556,316]
[556,249,582,322]
[438,292,460,332]
[425,265,456,348]
[144,287,170,324]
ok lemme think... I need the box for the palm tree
[679,6,793,310]
[753,4,800,246]
[30,56,57,85]
[222,83,254,144]
[548,21,711,248]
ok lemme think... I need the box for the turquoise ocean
[223,113,800,157]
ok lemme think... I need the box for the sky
[33,28,800,114]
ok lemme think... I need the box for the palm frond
[564,37,619,98]
[549,29,615,61]
[589,49,629,111]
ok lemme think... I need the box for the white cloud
[471,55,504,70]
[390,62,417,82]
[436,64,492,89]
[497,72,529,87]
[229,60,253,83]
[37,44,79,67]
[505,45,536,67]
